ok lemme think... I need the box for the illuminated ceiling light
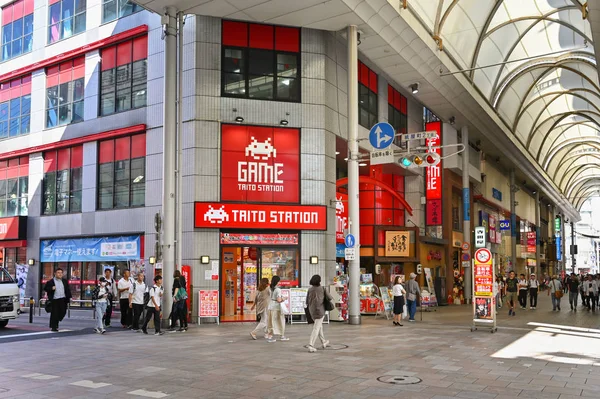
[359,162,367,167]
[133,175,144,183]
[235,116,244,123]
[335,151,340,155]
[344,157,348,161]
[280,119,289,126]
[410,83,419,94]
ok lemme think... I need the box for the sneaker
[308,345,317,353]
[101,329,106,334]
[512,312,516,316]
[250,332,257,340]
[264,334,270,339]
[267,338,277,343]
[279,336,290,341]
[94,328,102,334]
[105,324,111,328]
[133,329,141,333]
[142,329,148,335]
[322,340,330,349]
[508,309,513,316]
[155,332,165,336]
[177,328,186,332]
[408,319,415,322]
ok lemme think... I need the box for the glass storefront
[0,247,26,278]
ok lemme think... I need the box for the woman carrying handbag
[267,276,289,342]
[306,274,333,353]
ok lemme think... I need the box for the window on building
[358,61,377,129]
[46,57,85,128]
[102,0,142,23]
[100,36,147,116]
[423,107,440,129]
[97,134,146,210]
[42,146,83,215]
[0,156,28,217]
[1,0,34,61]
[0,75,31,139]
[48,0,86,44]
[388,85,407,147]
[221,21,300,102]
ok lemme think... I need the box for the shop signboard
[336,243,345,258]
[425,121,442,227]
[0,216,27,241]
[378,286,392,312]
[489,215,497,243]
[289,288,308,315]
[198,290,219,318]
[221,124,299,203]
[385,231,410,257]
[220,233,298,246]
[40,236,141,262]
[195,202,327,230]
[527,232,536,253]
[499,220,510,230]
[472,248,496,328]
[344,247,356,260]
[335,192,348,243]
[492,188,502,201]
[474,227,486,248]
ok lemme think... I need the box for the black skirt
[393,295,405,315]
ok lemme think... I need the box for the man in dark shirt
[565,273,580,311]
[505,271,519,316]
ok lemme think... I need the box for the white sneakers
[308,345,317,353]
[322,340,330,349]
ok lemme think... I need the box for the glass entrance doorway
[220,246,299,322]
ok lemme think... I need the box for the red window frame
[0,155,29,217]
[387,84,407,115]
[222,20,300,52]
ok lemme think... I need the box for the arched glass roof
[410,0,595,210]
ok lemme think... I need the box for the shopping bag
[280,302,289,314]
[402,304,408,318]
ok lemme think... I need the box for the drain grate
[377,376,422,385]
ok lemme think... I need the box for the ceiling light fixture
[280,119,288,126]
[410,83,419,94]
[235,116,244,123]
[359,162,367,167]
[335,151,340,155]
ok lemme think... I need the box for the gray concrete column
[571,221,576,272]
[461,126,471,301]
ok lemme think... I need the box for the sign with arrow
[369,122,395,150]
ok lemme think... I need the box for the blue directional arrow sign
[369,122,395,150]
[345,234,356,248]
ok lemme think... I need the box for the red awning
[0,240,27,248]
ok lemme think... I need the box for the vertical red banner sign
[181,265,192,322]
[425,121,442,226]
[336,192,348,243]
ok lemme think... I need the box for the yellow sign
[385,231,410,257]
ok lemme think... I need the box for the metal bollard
[29,297,34,323]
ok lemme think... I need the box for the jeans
[407,299,417,320]
[95,301,107,330]
[143,306,161,333]
[529,288,538,307]
[551,293,561,310]
[131,303,144,330]
[308,317,326,348]
[569,291,578,308]
[251,309,268,336]
[518,290,528,308]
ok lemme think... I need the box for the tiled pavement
[1,294,600,399]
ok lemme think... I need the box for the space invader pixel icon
[336,196,345,215]
[204,205,229,224]
[245,137,277,160]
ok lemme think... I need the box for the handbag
[323,287,334,311]
[44,299,52,313]
[280,301,289,314]
[407,293,416,301]
[553,281,564,298]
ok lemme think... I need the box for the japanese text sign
[40,236,141,262]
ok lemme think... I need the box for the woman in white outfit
[267,276,288,342]
[250,278,271,340]
[306,274,331,352]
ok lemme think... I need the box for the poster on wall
[385,231,410,257]
[15,264,28,306]
[289,288,308,315]
[336,192,348,243]
[198,290,219,318]
[221,125,300,203]
[40,236,141,262]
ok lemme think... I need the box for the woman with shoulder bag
[250,278,271,340]
[548,275,563,311]
[306,274,332,353]
[266,276,289,342]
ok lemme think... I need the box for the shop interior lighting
[358,162,368,167]
[235,116,244,123]
[280,119,289,126]
[149,256,156,265]
[335,151,340,155]
[28,258,35,266]
[309,256,319,264]
[201,256,210,264]
[410,83,419,94]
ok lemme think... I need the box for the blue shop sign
[492,188,502,201]
[336,243,346,258]
[41,236,141,262]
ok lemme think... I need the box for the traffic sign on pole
[369,122,395,149]
[345,234,356,248]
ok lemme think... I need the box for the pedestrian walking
[129,273,147,332]
[566,273,579,311]
[392,275,406,326]
[528,273,539,309]
[267,276,289,342]
[102,269,117,327]
[583,275,598,311]
[171,275,188,332]
[548,275,563,311]
[117,270,133,328]
[306,274,331,353]
[92,277,109,334]
[175,270,188,331]
[43,268,72,332]
[505,271,519,316]
[250,278,271,340]
[142,275,164,336]
[405,273,421,322]
[518,274,528,309]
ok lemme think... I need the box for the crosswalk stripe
[0,330,72,339]
[70,380,112,389]
[127,389,169,398]
[22,373,59,380]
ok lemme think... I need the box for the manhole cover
[303,344,349,350]
[377,376,422,385]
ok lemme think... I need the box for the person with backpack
[129,272,147,332]
[92,277,109,334]
[102,268,117,327]
[306,274,332,353]
[142,275,164,336]
[171,274,188,332]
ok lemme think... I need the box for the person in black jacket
[43,268,72,332]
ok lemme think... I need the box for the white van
[0,267,19,328]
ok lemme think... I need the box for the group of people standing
[44,268,188,335]
[249,274,332,353]
[500,271,541,315]
[391,273,421,326]
[565,273,600,311]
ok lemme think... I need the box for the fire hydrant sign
[472,248,496,330]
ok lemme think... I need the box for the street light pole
[346,25,361,326]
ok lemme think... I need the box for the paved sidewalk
[1,294,599,399]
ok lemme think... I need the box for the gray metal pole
[510,170,517,271]
[161,7,177,324]
[176,13,184,274]
[535,190,540,277]
[347,25,361,326]
[571,221,575,272]
[461,126,471,302]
